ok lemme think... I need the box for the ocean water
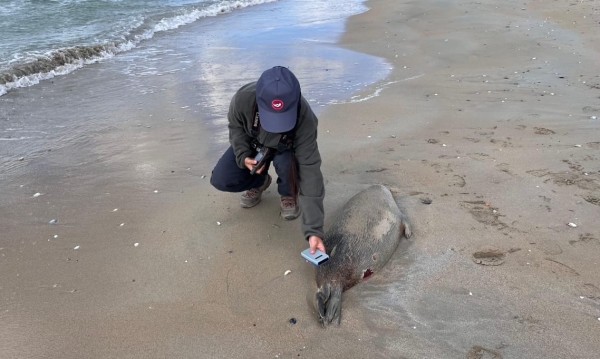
[0,0,367,96]
[0,0,391,180]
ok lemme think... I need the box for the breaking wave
[0,0,278,97]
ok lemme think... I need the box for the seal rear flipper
[324,284,343,326]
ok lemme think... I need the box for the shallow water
[0,0,390,181]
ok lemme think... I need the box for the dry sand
[1,0,600,358]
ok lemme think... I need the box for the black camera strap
[250,105,261,137]
[250,104,293,152]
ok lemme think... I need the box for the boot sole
[240,200,261,209]
[280,210,301,220]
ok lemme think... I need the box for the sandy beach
[1,0,600,358]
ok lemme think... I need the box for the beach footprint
[472,246,506,266]
[533,127,555,135]
[466,345,503,359]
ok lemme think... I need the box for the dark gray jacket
[228,82,325,240]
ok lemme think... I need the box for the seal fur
[314,184,411,326]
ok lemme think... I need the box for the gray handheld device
[301,248,330,266]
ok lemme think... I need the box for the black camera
[250,147,270,175]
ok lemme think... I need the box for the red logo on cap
[271,99,284,111]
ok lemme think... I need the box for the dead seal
[314,184,411,326]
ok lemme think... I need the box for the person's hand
[308,236,326,254]
[244,157,265,174]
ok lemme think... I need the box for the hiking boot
[280,196,300,220]
[240,174,272,208]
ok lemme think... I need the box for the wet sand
[2,0,600,358]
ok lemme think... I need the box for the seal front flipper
[401,214,412,239]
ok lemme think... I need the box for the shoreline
[1,0,600,358]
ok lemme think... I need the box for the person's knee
[210,171,229,192]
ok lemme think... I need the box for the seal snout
[315,282,343,327]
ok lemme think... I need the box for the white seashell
[217,222,221,226]
[567,222,577,228]
[134,243,139,247]
[73,246,80,250]
[284,270,292,276]
[33,193,41,197]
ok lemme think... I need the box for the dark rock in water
[313,185,411,327]
[289,318,297,325]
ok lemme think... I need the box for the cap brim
[258,105,297,133]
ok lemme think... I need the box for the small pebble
[574,145,582,147]
[113,208,118,212]
[421,198,432,205]
[154,190,158,193]
[217,221,221,226]
[284,270,292,276]
[134,243,139,247]
[33,193,41,197]
[201,175,206,179]
[53,235,58,239]
[591,116,597,120]
[73,246,80,250]
[49,219,57,224]
[469,292,473,296]
[120,223,125,227]
[442,144,447,147]
[289,318,297,324]
[567,222,577,228]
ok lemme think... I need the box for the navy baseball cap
[256,66,301,133]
